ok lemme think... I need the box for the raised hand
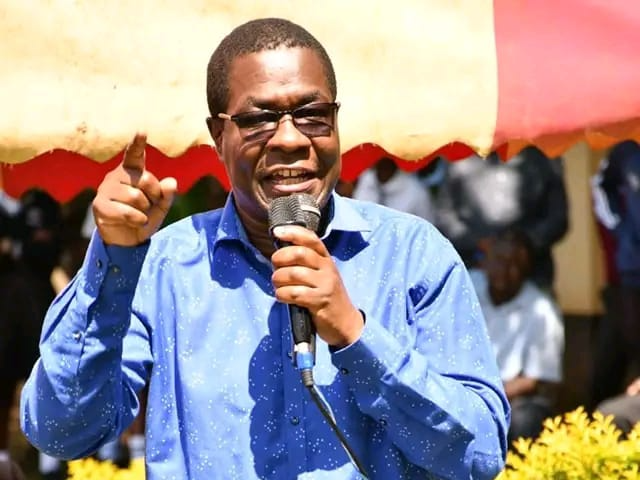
[92,133,178,246]
[271,225,364,348]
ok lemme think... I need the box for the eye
[294,104,333,122]
[234,111,279,129]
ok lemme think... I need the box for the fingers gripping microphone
[268,194,321,374]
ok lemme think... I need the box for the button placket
[280,303,309,474]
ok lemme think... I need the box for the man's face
[211,47,341,226]
[486,242,528,304]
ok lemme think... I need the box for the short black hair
[206,18,337,116]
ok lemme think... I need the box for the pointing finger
[122,133,147,172]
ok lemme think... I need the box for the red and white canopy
[1,0,639,201]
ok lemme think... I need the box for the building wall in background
[554,143,606,316]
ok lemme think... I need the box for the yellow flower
[67,457,145,480]
[497,407,640,480]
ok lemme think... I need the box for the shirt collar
[214,192,371,248]
[322,192,371,237]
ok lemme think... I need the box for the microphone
[268,194,370,477]
[268,194,321,373]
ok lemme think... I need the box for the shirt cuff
[330,313,410,388]
[80,231,149,297]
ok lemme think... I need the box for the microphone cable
[269,194,369,478]
[299,362,369,479]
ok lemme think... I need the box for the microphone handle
[271,228,316,369]
[289,304,316,348]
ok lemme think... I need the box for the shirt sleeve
[521,294,565,383]
[331,228,509,480]
[20,231,153,460]
[591,155,622,231]
[520,157,569,250]
[433,168,478,254]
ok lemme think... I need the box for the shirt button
[340,367,349,375]
[111,266,120,274]
[72,331,83,341]
[290,416,300,426]
[96,259,103,269]
[379,418,388,427]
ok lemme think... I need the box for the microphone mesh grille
[268,194,321,232]
[295,194,321,233]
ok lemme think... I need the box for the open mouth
[266,169,315,185]
[263,169,317,195]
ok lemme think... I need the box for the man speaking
[20,18,509,479]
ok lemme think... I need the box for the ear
[206,116,224,152]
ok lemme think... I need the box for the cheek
[224,143,260,182]
[316,140,341,174]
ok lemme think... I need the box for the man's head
[485,230,533,305]
[206,18,341,230]
[15,189,62,277]
[374,156,398,184]
[206,18,337,118]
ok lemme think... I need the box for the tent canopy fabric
[1,0,639,201]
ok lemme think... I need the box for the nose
[266,115,311,153]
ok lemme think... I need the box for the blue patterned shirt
[21,193,509,479]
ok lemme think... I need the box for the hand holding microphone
[269,194,364,355]
[269,195,369,476]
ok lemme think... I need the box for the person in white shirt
[352,156,434,221]
[470,230,564,445]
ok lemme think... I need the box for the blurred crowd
[348,142,640,446]
[1,142,639,478]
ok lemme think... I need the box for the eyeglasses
[217,102,340,143]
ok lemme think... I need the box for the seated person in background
[435,148,569,291]
[597,376,640,435]
[470,230,565,445]
[352,156,435,221]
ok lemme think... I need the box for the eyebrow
[246,91,323,110]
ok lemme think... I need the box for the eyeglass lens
[234,103,337,142]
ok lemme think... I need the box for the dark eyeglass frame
[217,101,340,142]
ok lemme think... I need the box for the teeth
[277,169,304,178]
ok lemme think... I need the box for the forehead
[226,47,332,110]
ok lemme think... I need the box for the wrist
[330,308,365,349]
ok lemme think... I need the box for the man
[435,148,569,291]
[589,140,640,408]
[469,231,563,446]
[0,200,28,480]
[21,18,509,479]
[1,190,64,480]
[352,156,435,221]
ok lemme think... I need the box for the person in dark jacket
[435,146,569,291]
[589,140,640,408]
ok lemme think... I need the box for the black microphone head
[268,195,304,232]
[294,193,321,233]
[268,194,321,233]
